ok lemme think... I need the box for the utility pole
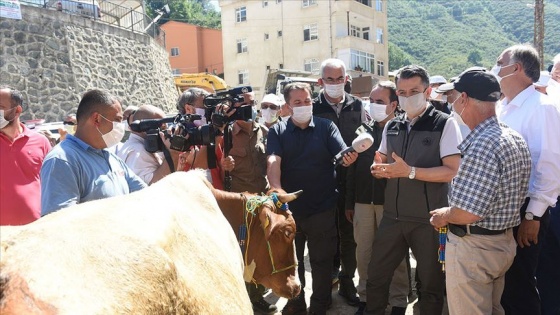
[534,0,544,69]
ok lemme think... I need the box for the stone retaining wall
[0,5,177,122]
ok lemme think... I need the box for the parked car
[57,0,101,18]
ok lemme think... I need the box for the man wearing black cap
[429,68,532,314]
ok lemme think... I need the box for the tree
[145,0,221,29]
[388,43,412,71]
[467,50,482,66]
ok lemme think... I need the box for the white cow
[0,171,252,314]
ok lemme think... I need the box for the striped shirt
[450,116,531,230]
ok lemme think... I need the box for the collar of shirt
[404,103,430,129]
[232,121,258,135]
[286,116,316,132]
[323,91,346,106]
[458,116,498,152]
[128,133,144,143]
[0,123,30,143]
[66,134,105,154]
[501,85,535,108]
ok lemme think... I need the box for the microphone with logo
[332,133,374,165]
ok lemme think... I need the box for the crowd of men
[1,43,559,315]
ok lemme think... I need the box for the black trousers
[365,218,445,315]
[295,209,337,314]
[501,198,551,315]
[335,166,357,285]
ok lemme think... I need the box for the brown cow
[0,171,245,314]
[211,187,302,300]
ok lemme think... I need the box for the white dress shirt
[497,85,560,217]
[116,133,164,185]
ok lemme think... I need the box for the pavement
[256,247,446,315]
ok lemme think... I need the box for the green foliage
[145,0,221,29]
[388,0,560,78]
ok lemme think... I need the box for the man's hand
[345,209,354,223]
[342,151,358,167]
[371,152,410,179]
[370,151,384,178]
[429,207,450,229]
[517,219,540,248]
[221,155,235,172]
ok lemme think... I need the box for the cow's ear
[259,207,278,241]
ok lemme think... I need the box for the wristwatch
[524,212,541,221]
[408,166,416,179]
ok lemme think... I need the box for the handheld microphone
[332,133,374,165]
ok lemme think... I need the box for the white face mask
[491,64,516,83]
[261,108,279,124]
[97,114,125,148]
[451,97,468,128]
[291,105,313,124]
[398,92,426,116]
[0,108,16,129]
[324,83,345,99]
[194,108,207,127]
[546,79,560,104]
[440,95,447,103]
[430,89,439,99]
[369,103,389,122]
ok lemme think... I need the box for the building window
[276,0,282,3]
[279,63,284,69]
[172,68,180,75]
[362,27,370,40]
[376,0,383,11]
[262,0,268,7]
[350,25,361,38]
[351,49,375,73]
[264,33,269,40]
[302,0,316,8]
[376,28,384,44]
[170,47,179,56]
[303,23,318,41]
[355,0,372,7]
[278,30,283,37]
[238,70,249,85]
[377,61,385,76]
[266,65,271,70]
[236,7,247,22]
[237,39,248,53]
[304,58,320,75]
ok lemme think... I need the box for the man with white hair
[494,44,560,315]
[313,58,367,307]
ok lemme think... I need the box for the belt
[449,224,507,237]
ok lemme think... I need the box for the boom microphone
[332,133,374,165]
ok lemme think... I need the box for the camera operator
[116,105,180,185]
[217,92,276,314]
[176,88,224,189]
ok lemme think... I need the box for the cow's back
[0,171,251,315]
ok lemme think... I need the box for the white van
[57,0,101,18]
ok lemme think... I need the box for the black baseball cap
[452,67,501,102]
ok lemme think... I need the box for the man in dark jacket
[312,58,367,306]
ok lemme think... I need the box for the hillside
[387,0,560,78]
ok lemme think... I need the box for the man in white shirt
[494,44,560,315]
[117,105,180,185]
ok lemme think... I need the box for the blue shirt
[40,134,147,216]
[266,116,347,218]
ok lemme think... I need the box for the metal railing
[19,0,165,48]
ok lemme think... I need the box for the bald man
[116,105,180,185]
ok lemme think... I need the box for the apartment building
[219,0,388,98]
[161,21,224,75]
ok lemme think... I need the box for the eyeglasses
[322,76,345,84]
[261,103,279,110]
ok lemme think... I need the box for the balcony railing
[19,0,165,48]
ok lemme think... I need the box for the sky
[210,0,220,11]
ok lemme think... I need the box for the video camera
[129,114,218,153]
[203,86,255,127]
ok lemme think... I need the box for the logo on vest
[422,137,433,146]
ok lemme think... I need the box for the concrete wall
[0,5,177,122]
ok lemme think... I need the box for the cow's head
[241,189,301,299]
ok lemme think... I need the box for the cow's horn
[276,190,303,203]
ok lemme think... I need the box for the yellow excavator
[173,73,229,95]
